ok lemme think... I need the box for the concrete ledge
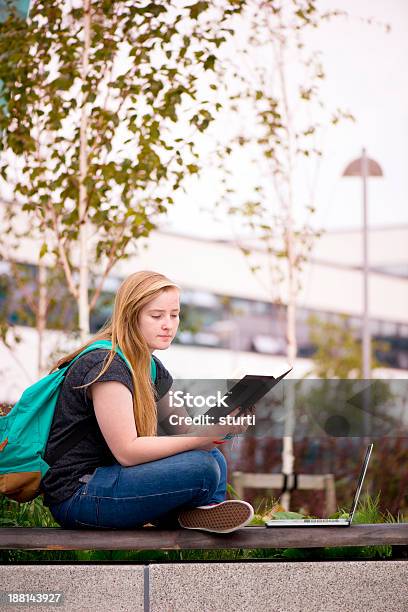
[1,561,407,612]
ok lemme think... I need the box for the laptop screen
[348,444,373,522]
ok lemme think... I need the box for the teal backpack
[0,340,157,503]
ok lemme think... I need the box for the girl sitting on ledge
[41,270,254,532]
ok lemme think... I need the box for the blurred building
[1,220,407,402]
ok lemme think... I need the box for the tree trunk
[281,216,297,510]
[276,19,298,510]
[37,260,47,378]
[78,0,91,343]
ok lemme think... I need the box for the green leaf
[39,243,48,259]
[189,1,209,20]
[203,54,216,70]
[141,3,167,17]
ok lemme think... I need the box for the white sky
[3,0,407,244]
[161,0,408,239]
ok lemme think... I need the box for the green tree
[303,314,394,443]
[308,313,389,379]
[0,0,246,342]
[210,0,357,508]
[0,1,32,371]
[211,0,388,508]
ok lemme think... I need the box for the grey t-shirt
[41,349,173,506]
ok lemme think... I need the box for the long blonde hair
[50,270,180,436]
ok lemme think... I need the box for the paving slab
[0,565,144,612]
[149,560,408,612]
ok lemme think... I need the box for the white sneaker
[178,500,254,534]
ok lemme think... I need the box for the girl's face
[138,287,180,352]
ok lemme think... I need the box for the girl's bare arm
[91,381,216,466]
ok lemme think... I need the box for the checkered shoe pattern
[178,500,254,534]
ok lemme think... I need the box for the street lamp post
[342,149,383,380]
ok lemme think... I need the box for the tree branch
[88,219,128,311]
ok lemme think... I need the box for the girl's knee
[187,449,221,492]
[209,447,227,471]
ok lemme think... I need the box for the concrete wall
[1,560,407,611]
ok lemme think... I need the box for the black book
[203,368,292,421]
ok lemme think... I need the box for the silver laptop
[266,444,373,527]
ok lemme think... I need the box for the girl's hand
[194,437,220,450]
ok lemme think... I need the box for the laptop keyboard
[302,518,344,523]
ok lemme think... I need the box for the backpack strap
[70,340,157,382]
[48,341,156,465]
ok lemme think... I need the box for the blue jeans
[48,448,227,529]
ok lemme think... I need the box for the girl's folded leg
[207,447,227,504]
[50,449,223,529]
[149,448,228,528]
